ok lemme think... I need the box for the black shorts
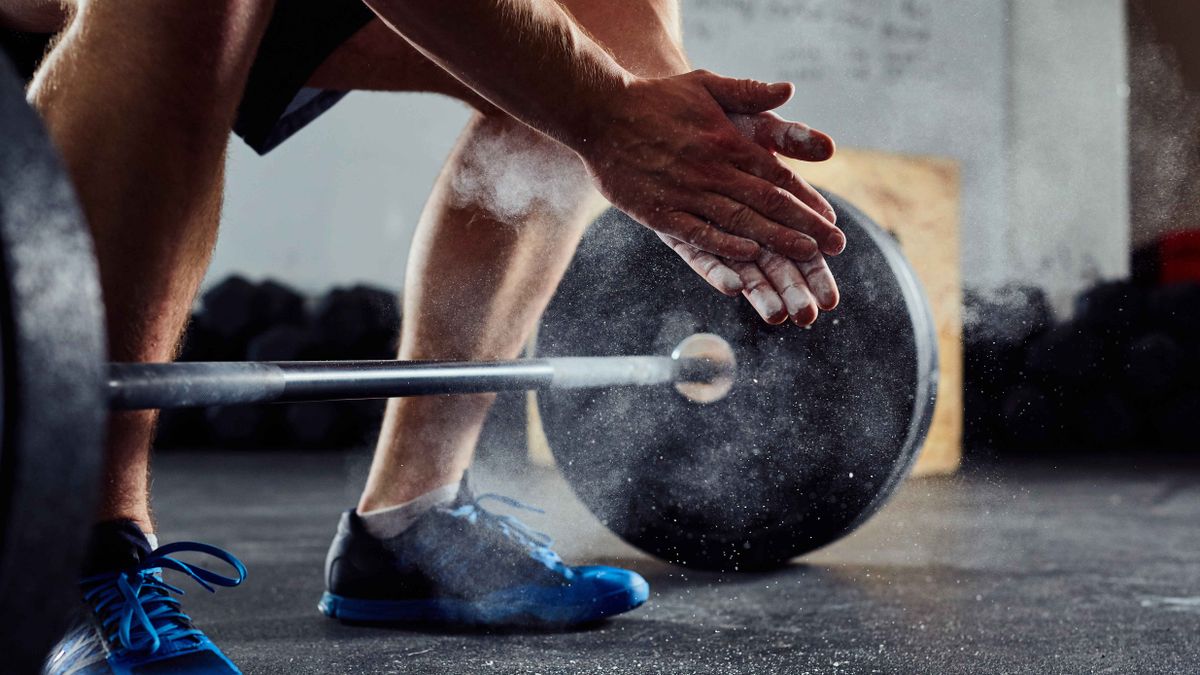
[0,1,375,155]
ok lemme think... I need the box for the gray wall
[681,0,1010,293]
[1008,0,1129,311]
[1128,0,1200,248]
[209,0,1129,314]
[215,93,471,293]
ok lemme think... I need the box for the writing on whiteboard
[684,0,935,84]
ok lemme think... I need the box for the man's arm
[365,0,626,151]
[364,0,844,264]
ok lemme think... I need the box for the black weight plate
[536,193,937,571]
[0,56,107,668]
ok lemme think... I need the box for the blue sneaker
[320,477,649,626]
[43,521,247,675]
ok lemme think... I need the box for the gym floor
[154,445,1200,674]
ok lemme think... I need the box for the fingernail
[782,287,810,317]
[714,268,743,292]
[750,288,783,318]
[829,231,846,254]
[768,82,792,96]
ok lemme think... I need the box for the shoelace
[80,542,246,655]
[447,494,570,574]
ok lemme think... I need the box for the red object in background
[1159,231,1200,285]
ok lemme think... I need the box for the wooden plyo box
[528,148,962,478]
[792,149,962,476]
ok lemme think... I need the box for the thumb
[700,73,794,114]
[729,112,836,161]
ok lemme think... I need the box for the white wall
[1008,0,1129,312]
[680,0,1009,293]
[212,93,471,292]
[210,0,1129,314]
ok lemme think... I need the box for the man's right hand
[574,69,843,323]
[660,111,841,326]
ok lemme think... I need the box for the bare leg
[312,2,690,511]
[26,0,275,531]
[358,117,603,509]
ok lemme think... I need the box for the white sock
[145,532,159,550]
[359,482,460,540]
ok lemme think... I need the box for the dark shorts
[0,1,375,155]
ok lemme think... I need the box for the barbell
[105,332,736,410]
[0,54,937,670]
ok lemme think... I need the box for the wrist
[559,71,640,157]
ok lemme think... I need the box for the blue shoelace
[80,542,246,655]
[447,494,570,575]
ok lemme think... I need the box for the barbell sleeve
[106,354,724,410]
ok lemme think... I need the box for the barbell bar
[106,333,738,410]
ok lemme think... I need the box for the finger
[787,174,841,251]
[694,192,822,262]
[729,261,789,325]
[758,251,819,326]
[733,142,840,228]
[656,233,744,296]
[658,211,759,261]
[716,169,845,256]
[697,71,794,114]
[720,126,841,245]
[728,112,836,162]
[794,250,840,310]
[769,167,839,239]
[771,120,836,162]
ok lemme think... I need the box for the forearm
[365,0,845,299]
[363,0,632,147]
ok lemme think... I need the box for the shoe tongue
[449,472,475,508]
[83,520,153,576]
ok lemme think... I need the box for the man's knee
[75,0,274,86]
[448,113,597,225]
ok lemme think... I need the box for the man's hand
[577,70,841,325]
[660,235,839,326]
[578,70,844,264]
[364,0,841,324]
[365,2,841,325]
[661,111,840,326]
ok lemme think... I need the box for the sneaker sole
[318,580,649,626]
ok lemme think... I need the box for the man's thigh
[234,0,375,153]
